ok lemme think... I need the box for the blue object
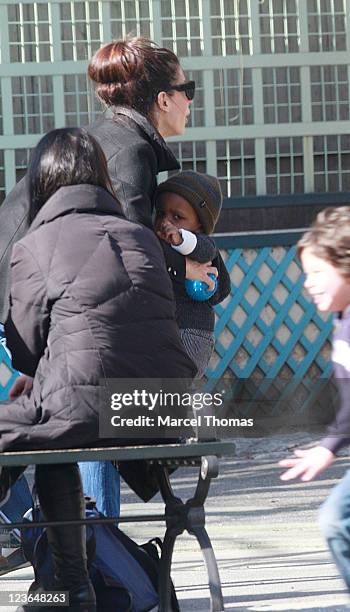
[0,325,21,402]
[0,326,33,541]
[22,506,161,612]
[185,273,218,301]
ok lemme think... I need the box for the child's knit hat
[155,170,222,234]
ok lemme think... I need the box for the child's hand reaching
[156,220,183,246]
[9,374,33,399]
[279,446,335,481]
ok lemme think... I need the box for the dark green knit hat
[155,170,222,234]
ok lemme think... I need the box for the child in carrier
[155,170,231,378]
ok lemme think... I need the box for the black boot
[17,463,96,612]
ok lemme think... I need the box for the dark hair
[88,35,180,117]
[28,127,115,222]
[297,207,350,278]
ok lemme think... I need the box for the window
[214,68,254,125]
[110,0,153,39]
[210,0,252,56]
[0,81,3,136]
[311,65,349,121]
[263,67,302,123]
[186,70,204,127]
[0,152,4,206]
[260,0,300,53]
[314,135,350,192]
[308,0,346,52]
[60,1,103,61]
[12,76,54,134]
[15,148,32,183]
[8,3,52,63]
[265,137,304,194]
[167,141,207,174]
[64,74,101,127]
[216,139,256,197]
[160,0,203,57]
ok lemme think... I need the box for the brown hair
[297,207,350,277]
[88,36,181,117]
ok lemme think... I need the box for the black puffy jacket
[2,184,195,455]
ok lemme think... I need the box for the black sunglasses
[165,80,196,101]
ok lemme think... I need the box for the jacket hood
[29,184,123,231]
[110,106,180,173]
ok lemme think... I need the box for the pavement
[1,433,350,611]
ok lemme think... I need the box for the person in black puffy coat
[1,128,196,612]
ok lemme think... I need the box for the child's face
[301,247,350,313]
[155,192,202,232]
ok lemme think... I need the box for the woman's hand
[9,375,33,399]
[156,220,183,246]
[185,259,218,292]
[279,446,335,482]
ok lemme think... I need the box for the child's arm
[209,252,231,305]
[279,446,335,482]
[156,221,217,263]
[280,337,350,481]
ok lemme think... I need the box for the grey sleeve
[187,234,217,263]
[209,251,231,306]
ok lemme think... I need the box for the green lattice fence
[206,245,335,426]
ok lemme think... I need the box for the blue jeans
[319,469,350,589]
[78,461,120,518]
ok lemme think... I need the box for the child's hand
[186,260,218,292]
[156,221,183,246]
[279,446,335,481]
[9,374,33,399]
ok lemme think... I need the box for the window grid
[7,3,52,63]
[0,151,4,205]
[186,70,204,128]
[263,67,302,124]
[314,134,350,192]
[265,137,304,194]
[310,64,349,121]
[216,139,256,197]
[210,0,252,56]
[259,0,300,54]
[12,76,54,135]
[60,1,103,61]
[214,68,254,126]
[15,148,32,184]
[64,74,101,127]
[0,81,3,136]
[110,0,153,39]
[167,141,207,174]
[307,0,346,52]
[160,0,204,57]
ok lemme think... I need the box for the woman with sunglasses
[79,35,217,517]
[87,36,195,228]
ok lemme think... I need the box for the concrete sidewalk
[1,434,350,611]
